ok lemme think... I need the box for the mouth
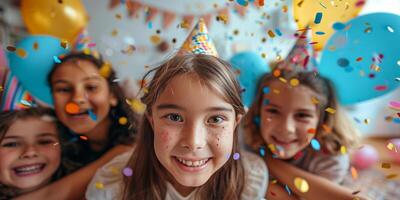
[272,136,297,147]
[13,164,46,177]
[173,156,212,172]
[67,109,90,118]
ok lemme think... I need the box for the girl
[86,54,269,200]
[244,68,364,200]
[14,51,137,200]
[0,108,76,199]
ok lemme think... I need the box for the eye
[265,108,279,115]
[164,113,183,122]
[207,115,225,124]
[85,84,98,92]
[296,112,313,119]
[54,87,71,93]
[38,139,57,146]
[1,142,20,148]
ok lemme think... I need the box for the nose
[280,116,296,135]
[19,144,39,159]
[72,88,87,105]
[180,121,207,151]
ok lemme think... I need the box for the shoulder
[85,151,133,200]
[241,151,269,200]
[307,150,350,183]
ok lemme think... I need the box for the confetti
[386,174,397,179]
[311,96,320,104]
[275,28,282,36]
[310,139,320,151]
[263,87,270,94]
[279,77,287,83]
[386,25,394,33]
[236,0,248,6]
[375,85,387,91]
[150,35,161,45]
[259,147,265,156]
[233,152,240,160]
[307,128,316,134]
[294,177,309,193]
[394,118,400,124]
[88,109,97,121]
[289,78,299,86]
[322,124,332,133]
[333,22,346,31]
[364,118,370,124]
[389,101,400,110]
[314,12,323,24]
[351,166,358,180]
[111,29,118,37]
[88,42,97,48]
[80,135,88,140]
[315,31,325,35]
[53,56,61,63]
[325,107,336,114]
[356,57,363,62]
[33,42,39,50]
[340,146,347,154]
[285,185,292,195]
[126,99,146,114]
[0,86,3,92]
[273,69,281,77]
[95,182,104,189]
[16,48,27,58]
[119,117,128,125]
[65,102,80,114]
[148,21,153,29]
[263,99,270,105]
[386,142,397,152]
[6,46,16,52]
[268,143,276,153]
[99,63,112,78]
[60,40,69,49]
[267,30,276,38]
[20,100,32,107]
[122,167,133,177]
[382,163,391,169]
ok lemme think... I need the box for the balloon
[21,0,88,44]
[293,0,365,51]
[319,13,400,105]
[7,35,70,106]
[351,144,379,169]
[230,52,270,108]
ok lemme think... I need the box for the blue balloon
[230,51,270,107]
[7,35,69,106]
[319,13,400,105]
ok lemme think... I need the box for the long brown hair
[122,54,245,200]
[244,68,360,155]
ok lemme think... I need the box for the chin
[175,176,209,187]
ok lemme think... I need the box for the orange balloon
[21,0,88,44]
[293,0,365,51]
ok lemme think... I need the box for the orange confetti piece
[325,107,336,114]
[356,57,363,62]
[351,166,358,180]
[65,102,80,114]
[290,78,299,86]
[118,117,128,125]
[307,128,316,134]
[273,69,281,77]
[99,63,112,78]
[150,35,161,45]
[322,124,332,133]
[80,135,88,140]
[268,30,276,38]
[311,96,320,104]
[382,163,391,169]
[386,174,398,179]
[16,48,27,58]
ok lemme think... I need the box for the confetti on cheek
[289,78,299,86]
[95,182,104,190]
[263,87,270,94]
[307,128,316,134]
[386,142,397,152]
[294,177,309,193]
[122,167,133,177]
[325,107,336,114]
[88,109,97,121]
[259,147,265,157]
[65,102,80,114]
[233,152,240,160]
[351,166,358,180]
[311,96,319,104]
[314,12,323,24]
[273,69,281,77]
[53,56,61,63]
[310,139,320,151]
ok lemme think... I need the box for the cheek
[208,125,234,154]
[40,146,61,164]
[0,149,17,169]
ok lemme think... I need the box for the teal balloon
[230,52,270,107]
[7,35,69,106]
[319,13,400,105]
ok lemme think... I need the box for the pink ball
[388,138,400,164]
[351,144,379,169]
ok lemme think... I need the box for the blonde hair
[244,68,360,155]
[122,54,245,200]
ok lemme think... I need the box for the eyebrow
[265,104,315,112]
[52,76,101,85]
[2,133,58,140]
[156,104,233,113]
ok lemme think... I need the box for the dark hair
[122,54,245,200]
[47,52,138,151]
[0,108,80,199]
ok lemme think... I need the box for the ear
[235,114,243,127]
[110,93,118,107]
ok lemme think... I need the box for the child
[14,51,137,200]
[244,68,365,199]
[86,53,269,200]
[0,108,76,199]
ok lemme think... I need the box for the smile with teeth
[175,157,210,167]
[13,164,46,176]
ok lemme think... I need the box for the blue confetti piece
[148,22,152,29]
[264,99,270,105]
[314,12,323,24]
[53,56,61,63]
[333,22,346,31]
[88,109,97,121]
[393,118,400,124]
[263,87,270,94]
[285,185,292,195]
[20,100,32,107]
[311,139,321,151]
[275,28,282,36]
[315,31,325,35]
[233,152,240,160]
[236,0,248,6]
[259,147,265,157]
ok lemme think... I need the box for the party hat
[277,28,316,71]
[178,18,219,57]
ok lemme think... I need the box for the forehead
[263,80,318,111]
[5,117,58,137]
[51,60,101,81]
[154,74,232,111]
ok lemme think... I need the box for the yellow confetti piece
[272,89,280,94]
[118,117,128,125]
[364,118,369,124]
[278,77,287,83]
[290,78,299,86]
[0,86,3,92]
[268,144,276,152]
[60,40,69,49]
[351,166,358,180]
[99,63,112,78]
[115,13,122,20]
[382,163,391,169]
[294,177,309,193]
[340,146,347,154]
[83,48,91,55]
[16,48,27,58]
[95,182,104,189]
[127,99,146,114]
[267,30,276,38]
[216,15,228,24]
[325,107,336,114]
[311,96,320,104]
[386,174,398,179]
[150,35,161,45]
[387,142,397,152]
[111,29,118,37]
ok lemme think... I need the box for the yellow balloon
[293,0,365,51]
[21,0,88,44]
